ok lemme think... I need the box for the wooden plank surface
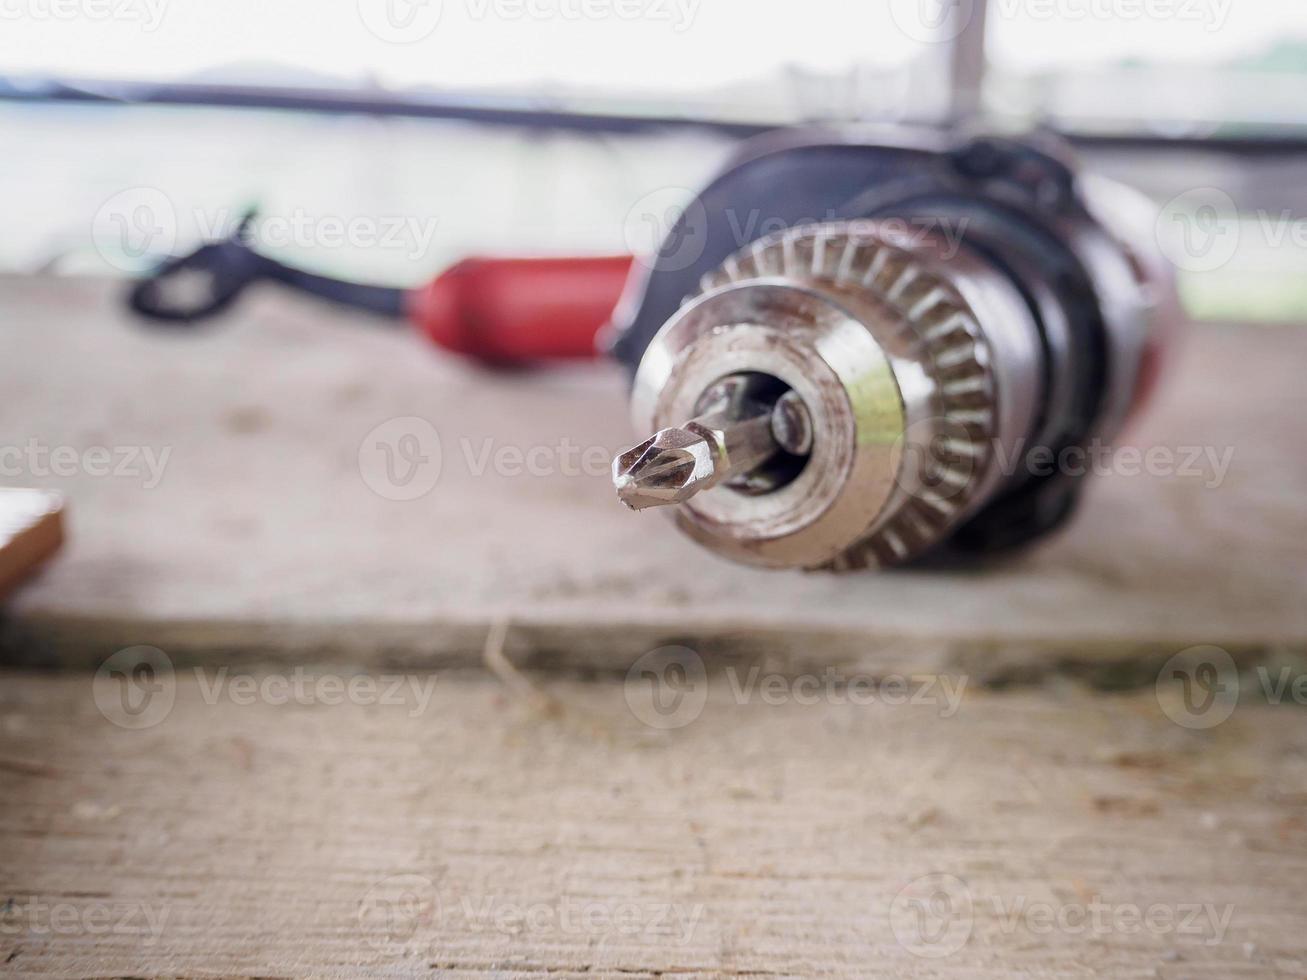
[2,667,1305,978]
[2,275,1306,678]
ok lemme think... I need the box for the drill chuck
[609,130,1180,570]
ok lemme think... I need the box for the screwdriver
[129,212,634,363]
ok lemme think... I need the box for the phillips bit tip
[612,425,720,511]
[612,391,787,511]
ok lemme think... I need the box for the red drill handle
[407,255,634,362]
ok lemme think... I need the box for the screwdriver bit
[613,406,779,511]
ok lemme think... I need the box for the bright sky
[0,0,1305,93]
[0,0,922,92]
[987,0,1307,70]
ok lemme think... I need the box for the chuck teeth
[691,221,1000,570]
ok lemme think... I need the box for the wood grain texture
[1,276,1305,678]
[2,667,1305,978]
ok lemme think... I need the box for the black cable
[128,210,406,326]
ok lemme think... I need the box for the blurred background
[4,0,1307,321]
[5,6,1307,975]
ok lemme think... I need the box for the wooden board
[1,276,1306,681]
[2,668,1305,978]
[0,490,64,600]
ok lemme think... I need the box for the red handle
[407,255,634,362]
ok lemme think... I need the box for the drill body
[609,127,1179,569]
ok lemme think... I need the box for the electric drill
[605,127,1180,570]
[129,127,1179,572]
